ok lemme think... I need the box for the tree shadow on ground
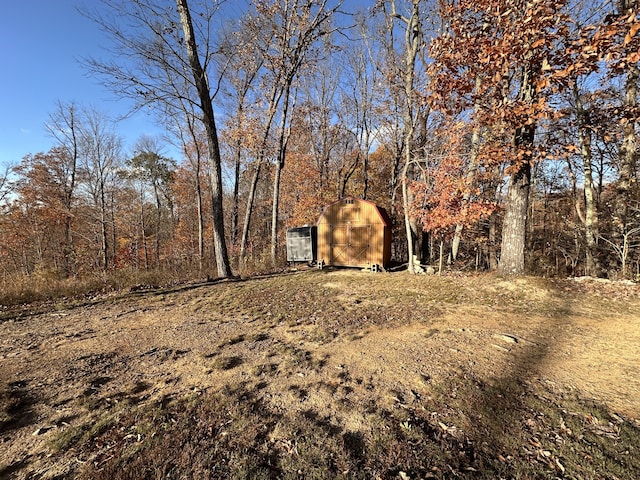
[0,380,39,479]
[0,379,38,435]
[431,295,640,479]
[0,459,28,480]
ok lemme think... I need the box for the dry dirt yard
[1,270,639,479]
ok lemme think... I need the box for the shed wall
[317,198,391,268]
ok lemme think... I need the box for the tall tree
[612,0,639,277]
[45,101,81,277]
[340,12,382,200]
[235,0,340,263]
[166,109,208,271]
[556,0,639,276]
[176,0,232,277]
[237,9,285,262]
[455,74,495,263]
[129,136,176,268]
[12,149,79,275]
[83,0,232,278]
[430,0,569,275]
[219,27,264,248]
[381,0,425,273]
[563,1,612,277]
[267,0,341,263]
[568,76,604,276]
[79,108,123,272]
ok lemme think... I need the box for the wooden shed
[317,197,392,268]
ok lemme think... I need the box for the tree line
[0,0,638,283]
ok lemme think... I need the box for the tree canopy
[1,0,638,281]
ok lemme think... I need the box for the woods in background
[0,0,638,284]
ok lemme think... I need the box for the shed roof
[317,197,392,227]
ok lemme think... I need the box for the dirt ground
[1,270,639,479]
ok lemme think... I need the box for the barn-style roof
[317,197,392,226]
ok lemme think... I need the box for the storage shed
[317,197,392,268]
[286,226,317,263]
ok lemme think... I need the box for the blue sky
[0,1,168,167]
[0,1,371,169]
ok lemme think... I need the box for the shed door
[330,224,371,266]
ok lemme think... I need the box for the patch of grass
[211,355,243,370]
[0,385,13,428]
[307,326,338,344]
[49,412,117,453]
[0,386,20,432]
[0,381,35,434]
[276,343,327,371]
[48,424,87,453]
[76,389,281,480]
[0,268,192,317]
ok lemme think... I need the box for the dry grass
[1,269,639,479]
[65,375,640,480]
[0,268,197,309]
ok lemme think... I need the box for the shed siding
[317,198,391,268]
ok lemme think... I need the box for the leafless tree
[78,107,123,271]
[0,163,13,208]
[82,0,232,277]
[45,101,81,276]
[218,27,264,249]
[381,0,424,273]
[235,0,342,264]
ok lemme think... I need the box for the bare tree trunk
[193,140,205,272]
[240,80,282,261]
[393,0,421,274]
[489,211,499,270]
[498,62,538,276]
[63,192,75,277]
[402,160,416,271]
[232,133,241,248]
[110,189,117,270]
[100,183,109,272]
[153,182,162,268]
[240,162,261,261]
[362,146,370,200]
[195,171,204,271]
[271,157,284,263]
[452,76,483,262]
[47,101,80,278]
[573,80,602,276]
[184,120,205,271]
[616,2,638,277]
[177,0,231,278]
[498,161,531,275]
[271,84,293,263]
[139,185,149,271]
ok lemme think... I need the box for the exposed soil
[1,270,639,479]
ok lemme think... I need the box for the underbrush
[72,379,640,479]
[0,252,291,308]
[0,268,198,308]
